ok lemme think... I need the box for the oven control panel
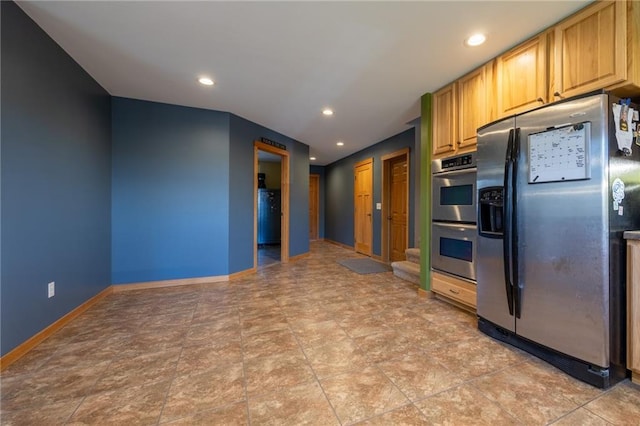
[442,154,474,169]
[432,152,476,174]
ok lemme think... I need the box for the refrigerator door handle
[503,128,515,316]
[512,128,522,319]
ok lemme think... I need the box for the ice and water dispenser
[478,187,504,238]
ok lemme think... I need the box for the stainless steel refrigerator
[476,91,640,388]
[257,189,281,245]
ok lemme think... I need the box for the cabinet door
[432,82,457,157]
[554,1,626,98]
[459,66,487,149]
[496,34,548,117]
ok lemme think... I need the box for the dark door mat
[337,258,392,274]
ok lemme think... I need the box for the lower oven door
[431,222,477,282]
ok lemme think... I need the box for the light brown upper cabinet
[432,82,457,157]
[432,63,492,159]
[496,33,549,118]
[459,64,491,149]
[553,0,640,99]
[430,1,640,160]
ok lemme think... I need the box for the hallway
[1,241,639,425]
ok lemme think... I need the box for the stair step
[391,260,420,285]
[405,248,420,264]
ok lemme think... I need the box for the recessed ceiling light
[322,108,334,116]
[198,77,214,86]
[336,141,344,146]
[465,33,486,47]
[310,157,316,161]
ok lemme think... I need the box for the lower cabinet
[627,236,640,384]
[431,271,476,310]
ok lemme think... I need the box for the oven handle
[432,168,477,178]
[431,222,477,232]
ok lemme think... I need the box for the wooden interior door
[354,159,373,255]
[309,174,319,240]
[389,156,408,261]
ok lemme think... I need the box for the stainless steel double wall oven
[431,152,477,282]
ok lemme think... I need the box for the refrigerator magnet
[612,178,625,211]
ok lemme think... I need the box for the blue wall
[111,105,310,283]
[289,141,311,256]
[227,115,256,274]
[1,1,112,356]
[310,165,326,239]
[0,1,312,356]
[111,98,231,283]
[325,128,416,255]
[228,114,309,269]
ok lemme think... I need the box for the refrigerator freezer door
[515,94,610,367]
[258,190,282,245]
[476,116,516,332]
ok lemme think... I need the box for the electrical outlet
[48,281,55,298]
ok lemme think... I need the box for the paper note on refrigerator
[612,103,635,155]
[528,123,590,184]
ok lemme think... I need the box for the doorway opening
[254,141,290,268]
[381,148,409,263]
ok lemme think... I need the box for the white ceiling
[17,1,590,165]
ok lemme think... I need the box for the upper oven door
[432,168,477,223]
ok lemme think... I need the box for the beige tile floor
[257,245,281,268]
[2,241,640,425]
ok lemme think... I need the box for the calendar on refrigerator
[528,122,590,184]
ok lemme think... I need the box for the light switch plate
[376,203,382,210]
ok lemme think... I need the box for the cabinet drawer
[431,271,476,308]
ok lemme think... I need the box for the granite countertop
[624,231,640,240]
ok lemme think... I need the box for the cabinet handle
[553,91,565,99]
[448,143,454,147]
[449,288,460,295]
[536,97,545,104]
[457,141,461,146]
